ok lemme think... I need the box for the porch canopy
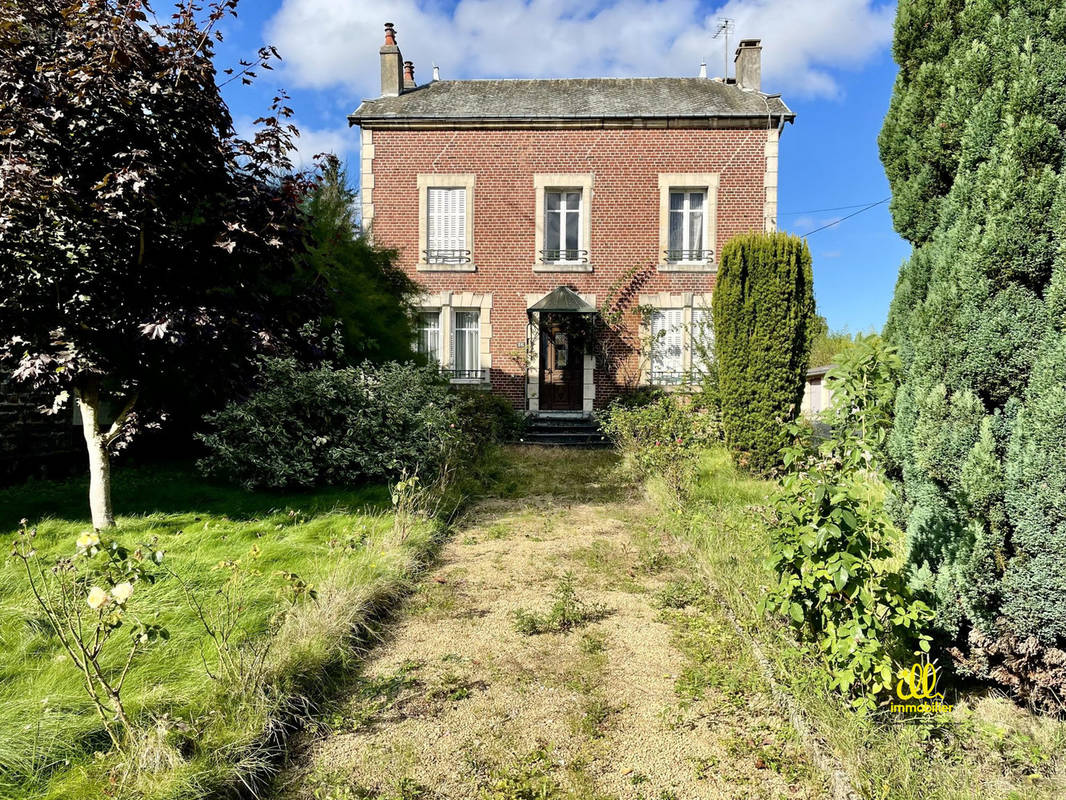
[526,286,597,319]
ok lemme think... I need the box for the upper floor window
[427,187,469,264]
[543,190,584,263]
[416,310,441,364]
[667,190,707,263]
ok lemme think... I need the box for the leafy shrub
[602,395,720,502]
[198,358,464,490]
[762,336,932,711]
[712,232,816,474]
[451,388,523,449]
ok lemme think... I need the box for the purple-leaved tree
[0,0,315,528]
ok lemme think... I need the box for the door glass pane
[554,332,568,368]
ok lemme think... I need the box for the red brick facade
[364,126,775,410]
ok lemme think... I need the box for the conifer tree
[880,0,1066,707]
[712,233,815,474]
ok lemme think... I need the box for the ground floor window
[650,308,684,384]
[416,310,441,364]
[453,309,480,376]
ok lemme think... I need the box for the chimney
[432,63,440,81]
[734,38,762,92]
[698,60,707,78]
[379,22,404,97]
[403,60,416,89]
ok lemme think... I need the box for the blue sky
[211,0,909,333]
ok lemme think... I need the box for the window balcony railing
[424,249,472,264]
[540,248,588,264]
[663,249,712,263]
[647,370,689,386]
[442,367,488,381]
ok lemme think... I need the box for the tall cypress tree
[880,0,1066,707]
[712,232,815,474]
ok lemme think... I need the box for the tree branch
[102,393,139,446]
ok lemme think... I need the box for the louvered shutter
[651,309,683,381]
[690,308,713,376]
[428,188,466,262]
[665,309,683,375]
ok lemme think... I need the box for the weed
[482,747,561,800]
[512,573,609,636]
[571,697,617,739]
[579,631,607,655]
[655,578,707,610]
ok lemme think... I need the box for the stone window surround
[525,292,597,414]
[637,292,714,385]
[657,173,720,273]
[764,128,780,232]
[417,291,492,383]
[417,174,477,273]
[532,173,594,274]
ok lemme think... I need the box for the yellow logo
[890,660,953,713]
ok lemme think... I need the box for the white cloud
[289,123,353,169]
[265,0,894,100]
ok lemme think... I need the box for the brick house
[350,23,794,414]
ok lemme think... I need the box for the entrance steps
[517,414,611,448]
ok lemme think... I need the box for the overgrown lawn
[0,466,438,799]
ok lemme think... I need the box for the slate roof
[350,78,793,124]
[527,286,598,315]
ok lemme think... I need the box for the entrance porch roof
[527,286,597,316]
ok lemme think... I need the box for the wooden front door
[538,318,583,411]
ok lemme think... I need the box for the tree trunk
[76,382,115,530]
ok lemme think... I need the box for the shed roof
[350,78,793,126]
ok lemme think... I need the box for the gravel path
[275,448,827,800]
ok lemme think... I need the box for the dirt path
[276,448,826,800]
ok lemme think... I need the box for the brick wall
[367,126,772,409]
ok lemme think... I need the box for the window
[650,309,683,384]
[543,190,583,263]
[453,310,480,377]
[427,187,468,264]
[667,190,707,262]
[416,310,441,365]
[690,307,714,378]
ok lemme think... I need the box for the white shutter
[665,309,683,374]
[690,308,713,375]
[428,188,466,261]
[651,309,683,380]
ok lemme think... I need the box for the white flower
[86,587,109,610]
[76,531,100,550]
[111,582,134,604]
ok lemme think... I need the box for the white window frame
[649,308,684,385]
[542,188,584,264]
[667,189,708,264]
[451,308,481,381]
[533,173,593,273]
[657,173,719,273]
[416,174,476,272]
[415,309,442,366]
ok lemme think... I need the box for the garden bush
[763,335,933,711]
[197,359,464,490]
[712,232,816,475]
[602,395,720,502]
[451,389,523,450]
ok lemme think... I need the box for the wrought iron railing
[442,367,488,381]
[647,370,689,386]
[540,248,588,264]
[663,249,712,263]
[423,249,472,264]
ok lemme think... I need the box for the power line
[779,200,889,216]
[798,198,890,237]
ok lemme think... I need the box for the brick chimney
[734,39,762,92]
[379,22,404,97]
[403,60,416,89]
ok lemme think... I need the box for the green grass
[0,465,438,800]
[663,446,1066,800]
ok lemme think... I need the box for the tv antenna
[712,18,735,79]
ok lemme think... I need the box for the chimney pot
[698,60,707,79]
[379,21,404,97]
[734,38,762,92]
[432,63,440,81]
[403,60,416,89]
